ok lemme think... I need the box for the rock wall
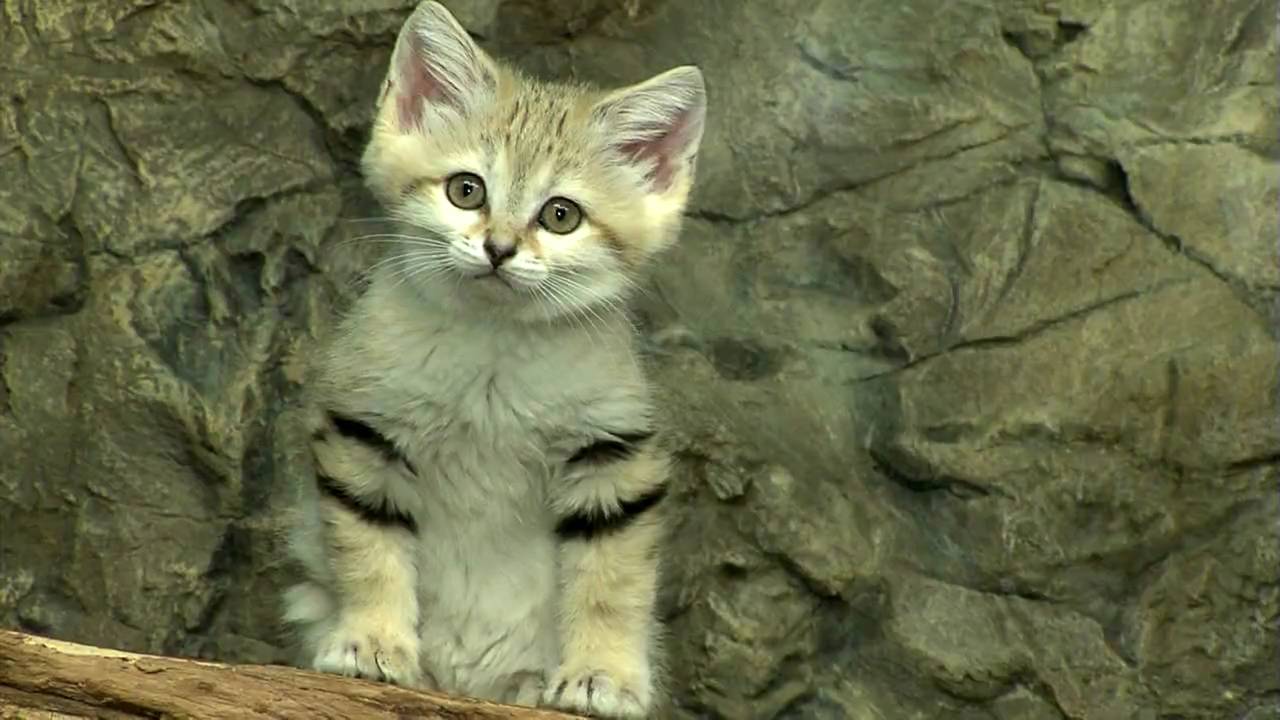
[1,1,1276,718]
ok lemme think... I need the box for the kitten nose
[483,237,517,267]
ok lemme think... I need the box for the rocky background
[1,1,1277,718]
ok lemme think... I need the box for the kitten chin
[394,263,631,328]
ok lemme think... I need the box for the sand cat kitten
[280,2,706,718]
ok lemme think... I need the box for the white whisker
[367,249,450,276]
[388,257,454,289]
[372,246,456,290]
[338,216,402,224]
[545,273,619,347]
[538,275,579,325]
[556,272,640,337]
[339,233,451,249]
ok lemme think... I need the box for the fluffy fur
[280,2,706,718]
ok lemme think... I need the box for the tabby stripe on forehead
[567,430,654,465]
[315,471,419,535]
[554,482,668,542]
[321,411,418,475]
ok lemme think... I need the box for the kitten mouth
[474,270,516,291]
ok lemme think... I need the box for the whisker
[561,266,650,300]
[556,298,586,336]
[537,275,575,323]
[338,216,402,224]
[372,246,455,288]
[338,233,451,248]
[366,249,451,275]
[545,274,617,347]
[531,284,561,324]
[365,252,418,274]
[555,273,639,337]
[385,255,453,288]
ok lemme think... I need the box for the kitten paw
[312,619,422,687]
[542,668,649,719]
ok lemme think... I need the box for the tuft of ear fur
[593,66,707,193]
[380,0,497,132]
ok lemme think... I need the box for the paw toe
[543,670,647,719]
[312,627,420,686]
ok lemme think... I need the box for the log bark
[0,630,578,719]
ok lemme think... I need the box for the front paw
[543,667,650,719]
[312,617,422,687]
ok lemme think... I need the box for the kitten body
[280,2,706,718]
[286,280,650,703]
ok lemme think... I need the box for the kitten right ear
[380,1,497,131]
[593,65,707,193]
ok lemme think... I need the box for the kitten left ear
[593,65,707,192]
[381,0,497,132]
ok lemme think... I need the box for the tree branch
[0,630,577,719]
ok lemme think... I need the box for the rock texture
[1,1,1276,718]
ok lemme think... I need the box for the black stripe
[554,483,668,542]
[329,412,397,456]
[567,430,654,465]
[316,471,418,534]
[325,411,417,475]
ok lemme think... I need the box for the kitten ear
[593,65,707,192]
[381,0,497,131]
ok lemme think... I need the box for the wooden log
[0,630,579,719]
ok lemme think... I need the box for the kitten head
[361,0,706,323]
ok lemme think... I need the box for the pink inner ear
[393,33,453,130]
[620,107,698,192]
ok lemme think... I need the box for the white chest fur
[314,278,652,697]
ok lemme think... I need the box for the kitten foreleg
[543,435,669,719]
[307,411,426,687]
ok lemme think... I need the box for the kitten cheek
[504,257,550,284]
[538,232,609,270]
[534,226,588,257]
[449,239,490,274]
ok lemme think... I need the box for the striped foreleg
[542,430,670,718]
[304,410,426,687]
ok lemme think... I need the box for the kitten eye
[446,173,486,210]
[538,197,583,235]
